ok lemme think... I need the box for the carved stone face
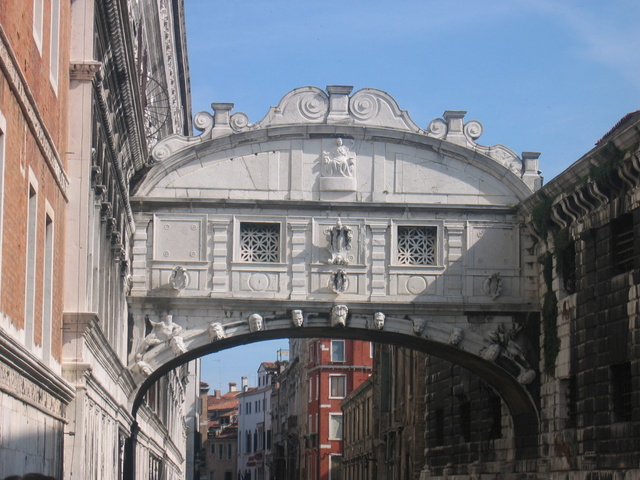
[331,305,348,327]
[209,322,225,340]
[249,313,264,332]
[291,310,304,327]
[448,327,464,346]
[373,312,385,330]
[412,317,426,336]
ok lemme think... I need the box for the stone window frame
[389,220,444,270]
[234,217,284,264]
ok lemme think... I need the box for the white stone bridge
[127,85,542,454]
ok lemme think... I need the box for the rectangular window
[224,472,232,480]
[49,0,60,90]
[488,394,502,439]
[25,182,38,348]
[239,222,280,262]
[331,340,345,362]
[33,0,44,53]
[611,362,632,422]
[329,455,343,480]
[397,226,437,265]
[329,375,347,399]
[210,444,214,455]
[459,398,471,442]
[434,408,444,446]
[219,444,223,458]
[612,214,635,274]
[42,211,54,361]
[227,443,232,459]
[328,414,343,440]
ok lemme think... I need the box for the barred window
[240,222,280,262]
[397,226,437,265]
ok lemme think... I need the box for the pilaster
[289,220,310,299]
[367,222,389,297]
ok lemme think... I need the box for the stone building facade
[342,344,426,480]
[419,112,640,480]
[0,1,195,479]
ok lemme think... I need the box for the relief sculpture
[480,323,536,385]
[324,219,353,265]
[136,314,188,360]
[322,138,355,178]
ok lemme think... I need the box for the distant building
[271,341,306,480]
[273,338,373,480]
[237,362,284,480]
[199,382,241,480]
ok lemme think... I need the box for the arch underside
[129,300,540,453]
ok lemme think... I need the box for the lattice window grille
[397,226,437,265]
[240,222,280,262]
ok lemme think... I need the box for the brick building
[273,338,373,480]
[0,1,73,476]
[0,1,195,478]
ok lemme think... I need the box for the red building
[304,338,373,480]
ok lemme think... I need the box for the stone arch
[126,86,543,471]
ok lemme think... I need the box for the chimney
[214,390,221,398]
[241,376,248,392]
[229,382,237,393]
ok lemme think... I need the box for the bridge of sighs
[127,85,543,454]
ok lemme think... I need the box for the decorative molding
[70,60,102,81]
[0,24,69,198]
[0,326,75,417]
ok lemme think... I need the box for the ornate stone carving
[331,305,348,327]
[248,313,264,332]
[329,269,349,294]
[483,272,503,300]
[208,322,226,341]
[132,359,153,377]
[325,219,353,265]
[411,316,427,336]
[322,138,356,178]
[170,266,189,290]
[372,312,385,330]
[448,327,464,346]
[291,310,304,327]
[137,314,187,358]
[480,324,536,385]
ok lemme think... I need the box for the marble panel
[153,214,207,262]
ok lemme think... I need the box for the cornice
[0,24,69,199]
[62,312,136,396]
[69,60,102,81]
[0,325,75,415]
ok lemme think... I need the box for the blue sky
[184,0,640,391]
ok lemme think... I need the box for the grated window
[240,222,280,262]
[397,226,437,265]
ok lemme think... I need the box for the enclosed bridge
[127,85,543,459]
